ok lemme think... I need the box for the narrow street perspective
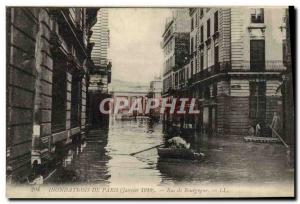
[6,7,295,198]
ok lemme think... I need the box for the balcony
[188,62,225,84]
[232,60,286,72]
[188,61,286,85]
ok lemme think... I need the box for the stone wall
[7,7,92,182]
[35,8,53,161]
[7,8,39,181]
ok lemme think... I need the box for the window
[207,19,211,38]
[179,71,182,83]
[174,73,177,86]
[200,8,204,18]
[207,47,212,67]
[250,40,265,71]
[191,61,194,75]
[213,84,218,97]
[51,55,67,133]
[214,11,218,32]
[190,37,194,54]
[191,17,194,31]
[71,72,81,128]
[214,46,219,65]
[204,87,210,99]
[200,25,204,43]
[186,66,189,79]
[251,8,264,23]
[283,40,287,66]
[200,53,204,71]
[69,8,76,24]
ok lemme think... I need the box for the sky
[108,8,171,84]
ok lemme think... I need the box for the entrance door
[250,81,267,130]
[257,82,267,129]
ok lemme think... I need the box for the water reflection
[105,116,163,186]
[49,116,294,186]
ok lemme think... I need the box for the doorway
[250,81,267,132]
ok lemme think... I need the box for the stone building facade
[6,7,98,182]
[162,7,288,138]
[161,8,191,96]
[190,7,287,136]
[88,8,112,128]
[89,8,111,93]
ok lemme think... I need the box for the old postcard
[6,7,295,198]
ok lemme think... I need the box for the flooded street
[49,117,294,187]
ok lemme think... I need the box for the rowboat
[157,148,204,161]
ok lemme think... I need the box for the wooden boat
[157,148,204,160]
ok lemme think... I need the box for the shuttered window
[214,11,218,32]
[200,25,204,43]
[207,19,211,38]
[250,40,265,71]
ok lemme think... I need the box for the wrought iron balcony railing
[232,60,286,72]
[188,60,286,85]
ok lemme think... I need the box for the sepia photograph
[6,6,295,198]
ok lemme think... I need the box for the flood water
[48,116,294,186]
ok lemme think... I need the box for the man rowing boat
[167,136,190,149]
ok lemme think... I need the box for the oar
[130,144,165,156]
